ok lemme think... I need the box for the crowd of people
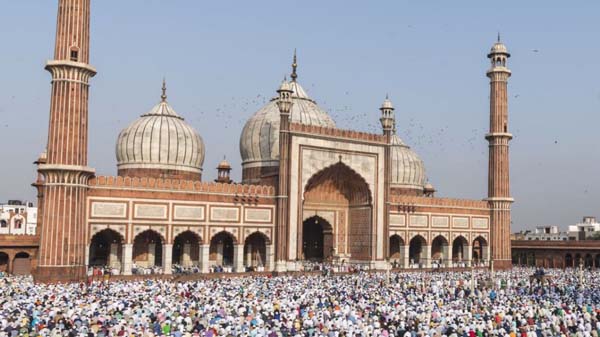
[0,267,599,336]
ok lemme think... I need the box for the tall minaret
[485,35,513,270]
[35,0,96,282]
[380,96,394,260]
[274,78,293,271]
[275,79,296,271]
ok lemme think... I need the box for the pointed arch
[244,232,269,269]
[431,235,449,262]
[302,215,333,261]
[304,161,372,205]
[472,235,487,263]
[209,231,236,266]
[133,230,164,268]
[409,235,427,266]
[89,229,125,268]
[172,231,202,266]
[389,234,404,262]
[452,235,469,262]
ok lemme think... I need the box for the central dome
[116,82,205,180]
[239,55,335,184]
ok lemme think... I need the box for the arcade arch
[133,230,164,268]
[89,229,124,269]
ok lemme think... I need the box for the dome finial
[291,49,298,82]
[497,32,501,42]
[161,78,167,102]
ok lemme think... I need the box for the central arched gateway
[301,162,373,263]
[302,216,333,261]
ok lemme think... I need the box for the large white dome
[389,133,427,190]
[116,88,205,179]
[239,80,335,169]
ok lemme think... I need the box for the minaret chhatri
[486,35,513,270]
[35,0,96,282]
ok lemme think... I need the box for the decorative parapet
[390,195,489,210]
[88,176,276,196]
[289,122,387,144]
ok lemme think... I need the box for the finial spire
[291,49,298,82]
[497,32,501,42]
[161,78,167,102]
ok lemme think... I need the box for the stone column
[199,244,209,273]
[162,244,172,274]
[122,244,133,275]
[246,244,252,268]
[216,243,223,265]
[109,243,119,268]
[266,244,275,271]
[402,245,410,269]
[148,243,156,267]
[442,244,450,268]
[465,244,473,267]
[483,244,490,265]
[423,245,431,268]
[84,244,90,269]
[234,244,244,272]
[182,243,191,267]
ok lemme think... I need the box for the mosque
[32,0,513,282]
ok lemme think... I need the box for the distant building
[0,200,37,235]
[521,226,568,241]
[568,217,600,240]
[0,200,38,275]
[512,217,600,268]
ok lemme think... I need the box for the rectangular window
[70,50,78,61]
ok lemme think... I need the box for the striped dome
[116,97,205,176]
[239,80,335,169]
[390,133,426,190]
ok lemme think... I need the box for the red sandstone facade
[512,240,600,269]
[26,0,516,282]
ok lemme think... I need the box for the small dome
[390,134,427,189]
[217,158,231,170]
[278,79,292,93]
[490,42,508,54]
[381,97,394,110]
[240,80,335,169]
[424,183,435,191]
[116,85,205,179]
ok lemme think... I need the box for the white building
[0,200,37,235]
[568,217,600,240]
[522,225,568,241]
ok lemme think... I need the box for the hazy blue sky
[1,1,599,231]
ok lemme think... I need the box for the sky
[0,1,599,231]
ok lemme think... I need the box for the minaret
[274,78,293,271]
[485,35,513,270]
[35,0,96,282]
[379,95,395,137]
[380,96,394,261]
